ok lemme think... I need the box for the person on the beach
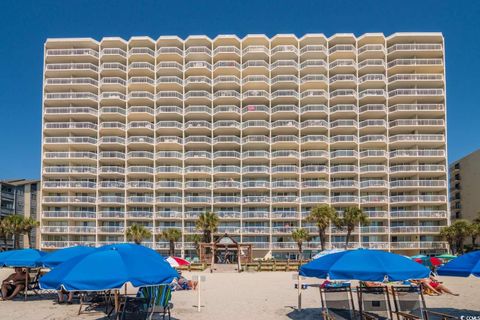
[57,289,74,304]
[1,268,29,300]
[421,275,459,296]
[175,271,198,290]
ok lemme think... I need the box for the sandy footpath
[0,269,479,320]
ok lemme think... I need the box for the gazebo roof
[215,234,238,246]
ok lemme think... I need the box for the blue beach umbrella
[38,246,96,268]
[39,243,179,291]
[437,250,480,277]
[300,249,430,281]
[0,249,46,267]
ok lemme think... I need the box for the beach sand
[0,268,479,319]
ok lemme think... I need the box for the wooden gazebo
[199,234,252,272]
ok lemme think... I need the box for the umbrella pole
[114,290,119,313]
[297,272,302,311]
[24,268,29,301]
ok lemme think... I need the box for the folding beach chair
[137,285,173,320]
[357,286,393,320]
[320,285,357,320]
[390,286,457,320]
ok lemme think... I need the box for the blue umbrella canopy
[39,243,179,291]
[0,249,46,267]
[437,250,480,277]
[300,249,430,281]
[38,246,96,268]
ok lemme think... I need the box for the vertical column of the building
[386,34,447,255]
[357,35,389,251]
[384,35,391,252]
[154,37,185,254]
[239,39,244,244]
[328,35,359,249]
[355,37,361,248]
[268,38,273,254]
[97,39,128,247]
[41,39,100,250]
[153,39,158,249]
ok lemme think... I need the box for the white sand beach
[1,269,479,320]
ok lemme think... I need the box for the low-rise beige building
[450,149,480,222]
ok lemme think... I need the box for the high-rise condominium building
[41,33,449,258]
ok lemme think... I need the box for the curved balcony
[242,90,269,104]
[156,196,182,204]
[331,180,358,189]
[359,180,388,190]
[242,104,269,120]
[127,195,154,204]
[185,61,212,76]
[301,179,329,190]
[359,135,386,148]
[155,166,182,177]
[213,105,240,119]
[329,59,356,74]
[301,74,328,90]
[329,74,356,88]
[126,210,153,219]
[213,135,239,148]
[156,62,183,76]
[242,60,269,76]
[389,134,445,147]
[184,165,212,177]
[300,104,328,120]
[99,166,125,176]
[156,136,183,149]
[243,196,270,205]
[46,63,98,77]
[213,180,241,190]
[156,180,183,190]
[99,181,125,190]
[390,195,447,204]
[300,89,328,104]
[331,195,358,204]
[127,181,154,190]
[184,120,211,135]
[300,59,327,75]
[271,135,299,149]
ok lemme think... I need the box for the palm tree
[0,219,9,250]
[21,217,39,248]
[467,222,480,249]
[291,228,311,262]
[161,228,182,256]
[126,224,152,245]
[4,215,24,249]
[195,211,219,243]
[306,205,337,251]
[336,207,369,249]
[440,220,470,254]
[186,234,202,258]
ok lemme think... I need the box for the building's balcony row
[41,194,447,205]
[42,118,444,134]
[41,179,447,192]
[44,57,443,78]
[45,43,442,60]
[43,87,444,104]
[41,209,447,221]
[42,163,446,175]
[43,133,445,147]
[42,103,445,120]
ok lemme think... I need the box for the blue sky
[0,0,479,179]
